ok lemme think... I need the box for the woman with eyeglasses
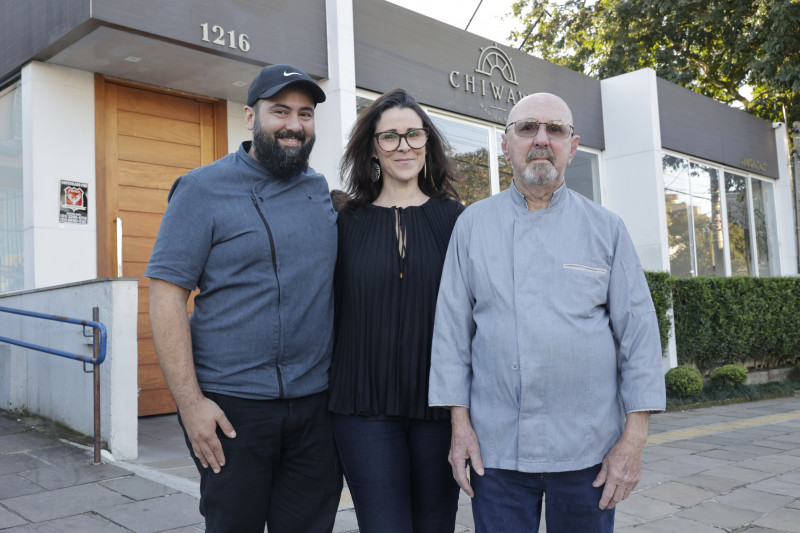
[328,88,463,533]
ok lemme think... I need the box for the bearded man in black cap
[146,64,341,533]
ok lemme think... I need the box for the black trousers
[179,391,342,533]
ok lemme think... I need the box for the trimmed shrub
[665,366,703,398]
[795,360,800,378]
[710,364,748,387]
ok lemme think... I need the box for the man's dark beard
[252,123,315,179]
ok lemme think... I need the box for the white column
[309,0,357,192]
[600,68,676,369]
[22,62,96,289]
[600,68,670,273]
[772,122,798,275]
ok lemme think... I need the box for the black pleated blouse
[328,197,465,420]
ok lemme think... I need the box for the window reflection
[751,179,777,276]
[496,131,513,193]
[429,115,490,206]
[724,172,752,276]
[666,155,777,278]
[355,96,372,116]
[567,151,600,202]
[689,163,723,277]
[663,158,724,277]
[664,155,693,277]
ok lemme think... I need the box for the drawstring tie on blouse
[396,207,407,279]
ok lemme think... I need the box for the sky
[384,0,521,47]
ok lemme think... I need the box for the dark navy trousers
[472,464,615,533]
[332,414,460,533]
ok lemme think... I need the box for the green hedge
[644,271,673,357]
[667,381,800,409]
[642,273,800,373]
[670,276,800,372]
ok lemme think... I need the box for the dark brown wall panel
[353,0,605,150]
[0,0,92,84]
[1,0,327,85]
[91,0,327,77]
[658,78,778,178]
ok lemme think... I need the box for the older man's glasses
[374,128,429,152]
[505,120,574,140]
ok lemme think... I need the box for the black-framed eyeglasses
[374,128,429,151]
[504,119,574,140]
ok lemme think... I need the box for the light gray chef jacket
[429,181,666,473]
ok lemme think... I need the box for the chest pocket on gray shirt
[563,263,609,318]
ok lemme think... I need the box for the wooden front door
[95,77,227,416]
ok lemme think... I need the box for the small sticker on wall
[59,180,88,224]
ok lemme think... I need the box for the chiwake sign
[448,44,529,124]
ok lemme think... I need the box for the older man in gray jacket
[429,92,666,533]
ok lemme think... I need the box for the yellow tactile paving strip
[647,410,800,446]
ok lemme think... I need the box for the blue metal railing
[0,306,107,365]
[0,305,107,464]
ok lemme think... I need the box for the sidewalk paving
[0,394,798,532]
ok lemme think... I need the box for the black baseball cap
[247,64,326,107]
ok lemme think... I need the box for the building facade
[1,0,796,417]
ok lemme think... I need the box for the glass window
[495,132,600,201]
[667,154,778,278]
[355,96,372,115]
[496,131,513,193]
[664,155,694,277]
[663,158,724,277]
[751,178,777,276]
[724,172,752,276]
[567,150,600,202]
[430,115,491,206]
[0,81,23,293]
[689,162,724,277]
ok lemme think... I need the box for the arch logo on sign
[448,44,528,123]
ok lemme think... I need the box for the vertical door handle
[115,217,123,277]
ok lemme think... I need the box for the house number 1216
[200,23,251,52]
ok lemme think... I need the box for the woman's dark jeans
[332,413,460,533]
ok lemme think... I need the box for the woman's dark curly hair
[340,88,459,207]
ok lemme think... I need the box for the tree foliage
[509,0,800,123]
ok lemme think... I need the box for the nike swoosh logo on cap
[283,71,301,77]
